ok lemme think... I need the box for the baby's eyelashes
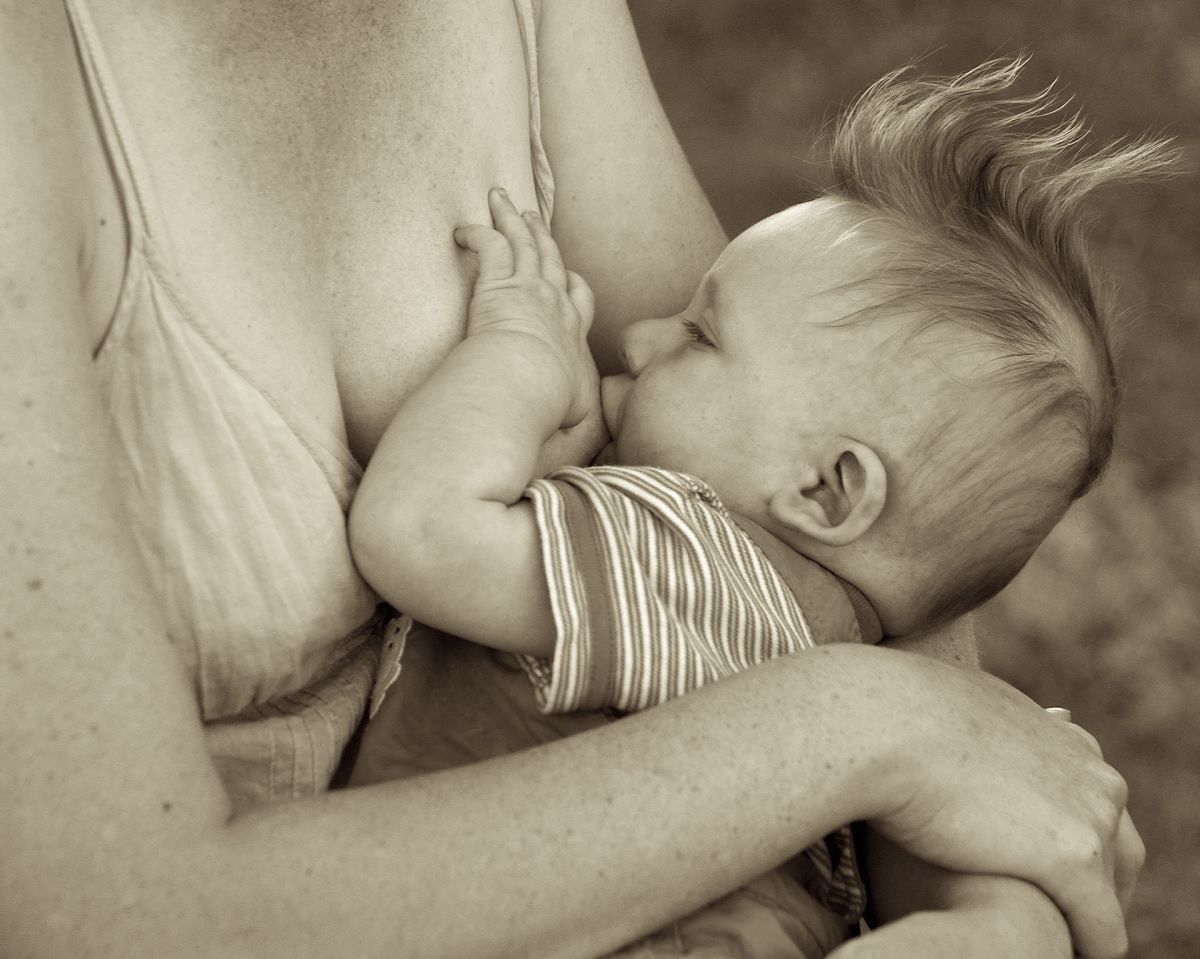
[682,319,716,348]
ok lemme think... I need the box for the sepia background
[629,3,1199,956]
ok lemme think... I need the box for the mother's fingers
[1047,712,1142,914]
[1045,708,1103,758]
[1063,722,1105,758]
[1114,810,1146,913]
[1050,715,1139,941]
[1055,874,1127,959]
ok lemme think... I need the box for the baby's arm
[349,188,595,657]
[832,836,1071,959]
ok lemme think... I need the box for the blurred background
[628,2,1199,956]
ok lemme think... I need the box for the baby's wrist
[944,874,1070,954]
[456,328,575,428]
[934,871,1052,911]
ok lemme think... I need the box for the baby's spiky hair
[824,58,1175,628]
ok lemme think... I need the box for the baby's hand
[454,188,597,429]
[829,876,1072,959]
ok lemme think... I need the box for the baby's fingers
[523,211,567,289]
[566,271,595,334]
[453,224,513,282]
[488,188,539,276]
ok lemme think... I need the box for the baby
[347,60,1167,956]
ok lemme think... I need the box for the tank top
[63,0,556,812]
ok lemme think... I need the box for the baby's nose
[618,317,667,375]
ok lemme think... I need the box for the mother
[0,1,1137,956]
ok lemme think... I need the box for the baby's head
[600,59,1173,634]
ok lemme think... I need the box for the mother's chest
[95,0,544,459]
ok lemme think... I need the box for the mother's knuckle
[1075,832,1106,868]
[1095,764,1128,806]
[1129,830,1147,870]
[1133,845,1147,875]
[1057,821,1105,871]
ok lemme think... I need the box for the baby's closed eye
[682,319,715,347]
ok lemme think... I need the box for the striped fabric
[520,465,866,923]
[523,466,816,711]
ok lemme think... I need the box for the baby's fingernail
[493,187,507,199]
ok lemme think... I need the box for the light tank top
[63,0,555,811]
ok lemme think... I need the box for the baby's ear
[768,440,886,547]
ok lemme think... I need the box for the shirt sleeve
[522,466,815,713]
[522,465,867,925]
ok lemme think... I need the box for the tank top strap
[512,0,556,223]
[63,0,166,247]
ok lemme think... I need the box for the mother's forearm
[183,649,889,959]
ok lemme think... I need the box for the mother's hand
[838,647,1141,959]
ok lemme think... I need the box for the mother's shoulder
[1,2,97,257]
[1,1,81,104]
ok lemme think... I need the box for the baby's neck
[726,512,883,645]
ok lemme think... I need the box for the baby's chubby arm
[832,848,1072,959]
[349,188,594,657]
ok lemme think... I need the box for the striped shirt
[520,464,876,922]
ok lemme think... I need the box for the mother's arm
[529,0,727,476]
[0,5,1130,959]
[536,0,727,375]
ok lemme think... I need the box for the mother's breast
[313,3,550,460]
[326,172,545,465]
